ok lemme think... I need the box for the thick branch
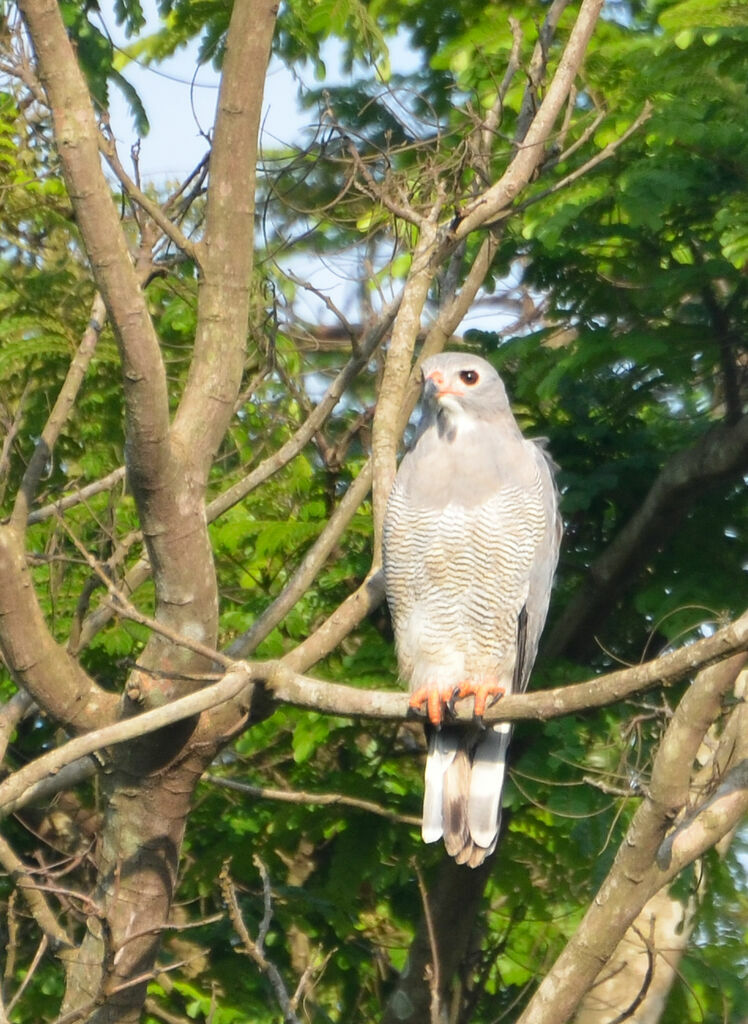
[267,609,748,720]
[455,0,604,235]
[0,691,33,762]
[171,0,278,471]
[546,413,748,657]
[0,664,253,819]
[17,0,171,497]
[516,653,747,1024]
[0,525,118,732]
[4,611,746,819]
[371,219,441,556]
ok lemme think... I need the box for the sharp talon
[446,686,460,716]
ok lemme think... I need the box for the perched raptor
[383,352,561,867]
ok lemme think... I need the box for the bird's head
[420,352,510,425]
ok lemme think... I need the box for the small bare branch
[0,380,31,503]
[206,774,422,827]
[5,935,48,1017]
[519,101,653,211]
[27,467,126,525]
[0,833,72,949]
[99,134,202,266]
[11,293,106,529]
[220,860,301,1024]
[456,0,605,235]
[415,864,444,1024]
[227,461,373,658]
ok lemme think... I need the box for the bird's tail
[422,724,511,868]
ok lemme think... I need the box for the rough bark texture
[11,2,279,1020]
[2,2,745,1022]
[576,663,748,1024]
[516,653,748,1024]
[574,880,699,1024]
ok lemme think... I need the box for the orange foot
[456,679,506,719]
[409,684,460,726]
[409,679,506,725]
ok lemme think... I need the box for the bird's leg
[409,684,461,726]
[456,678,506,719]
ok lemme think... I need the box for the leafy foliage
[0,1,746,1022]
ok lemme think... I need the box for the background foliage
[0,0,746,1022]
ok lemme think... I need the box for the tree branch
[0,833,72,950]
[206,774,421,827]
[27,467,126,525]
[455,0,604,235]
[171,0,278,471]
[516,652,747,1024]
[0,525,118,732]
[3,610,746,820]
[371,217,442,557]
[208,297,400,521]
[11,292,106,528]
[16,0,171,500]
[99,137,201,266]
[219,860,302,1024]
[0,690,33,762]
[227,460,373,658]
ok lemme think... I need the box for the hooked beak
[423,369,463,401]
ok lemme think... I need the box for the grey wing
[513,439,562,693]
[466,441,561,865]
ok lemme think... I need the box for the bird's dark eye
[459,369,479,385]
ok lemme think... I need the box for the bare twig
[208,295,400,521]
[0,380,31,503]
[456,0,605,235]
[99,135,202,265]
[206,774,422,827]
[6,935,48,1016]
[219,860,301,1024]
[11,293,106,529]
[519,101,653,210]
[516,0,572,145]
[0,833,72,949]
[27,467,127,525]
[415,864,443,1024]
[606,925,655,1024]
